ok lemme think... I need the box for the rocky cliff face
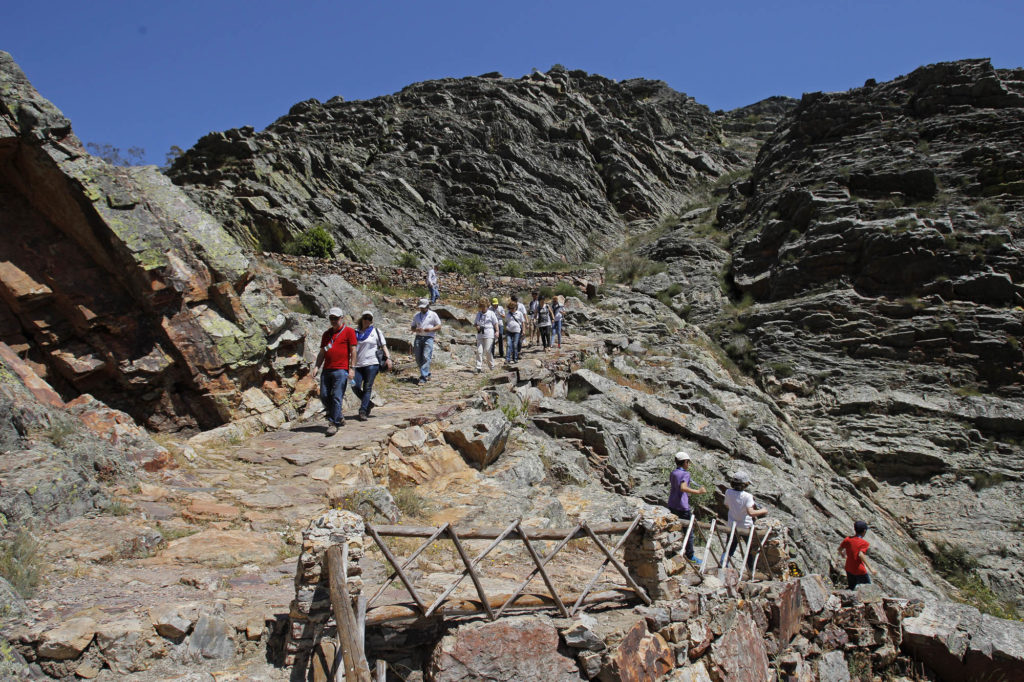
[168,67,735,263]
[707,59,1024,608]
[0,51,333,431]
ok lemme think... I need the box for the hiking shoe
[357,412,368,422]
[417,378,426,385]
[325,423,338,436]
[688,556,703,565]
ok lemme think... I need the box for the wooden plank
[750,526,775,580]
[375,659,386,682]
[495,522,581,618]
[366,589,636,625]
[721,522,737,569]
[513,521,568,618]
[699,518,717,575]
[372,522,632,540]
[365,524,428,614]
[367,522,449,607]
[326,545,372,682]
[570,515,643,615]
[738,526,758,581]
[580,519,651,606]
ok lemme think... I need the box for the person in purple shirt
[667,450,707,563]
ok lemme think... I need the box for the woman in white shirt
[352,310,390,421]
[504,299,526,364]
[723,470,768,568]
[474,297,499,372]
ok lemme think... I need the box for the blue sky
[3,1,1022,165]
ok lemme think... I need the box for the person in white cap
[474,297,500,373]
[667,451,707,563]
[426,264,440,304]
[723,469,768,568]
[312,307,357,435]
[352,310,390,421]
[410,298,442,385]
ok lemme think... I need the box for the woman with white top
[504,299,526,364]
[552,295,565,349]
[474,297,500,372]
[352,310,390,421]
[536,294,554,351]
[723,470,768,568]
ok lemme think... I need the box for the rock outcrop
[168,66,736,263]
[0,51,323,431]
[706,58,1024,608]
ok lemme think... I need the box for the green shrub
[0,529,43,598]
[606,254,666,284]
[395,251,420,268]
[439,255,487,275]
[553,281,581,298]
[769,362,794,378]
[931,542,1019,619]
[392,486,432,519]
[567,387,591,402]
[349,239,374,263]
[286,225,335,259]
[500,261,525,277]
[539,285,553,299]
[582,356,605,373]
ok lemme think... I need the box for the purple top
[668,467,692,512]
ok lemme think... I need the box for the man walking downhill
[667,451,706,564]
[427,264,440,304]
[489,297,505,360]
[312,307,357,436]
[527,291,540,347]
[411,298,442,385]
[839,521,873,590]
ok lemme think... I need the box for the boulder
[598,619,673,682]
[443,409,511,469]
[562,613,606,652]
[707,612,771,682]
[185,612,235,660]
[149,603,196,641]
[37,617,96,660]
[95,618,148,674]
[428,616,578,681]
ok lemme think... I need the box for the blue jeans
[552,320,563,346]
[352,364,379,415]
[319,368,349,425]
[506,331,521,363]
[429,285,439,303]
[414,336,434,380]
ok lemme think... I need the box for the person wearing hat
[474,297,500,373]
[838,521,873,590]
[723,470,768,568]
[312,307,357,435]
[410,299,442,385]
[667,451,707,563]
[489,297,505,360]
[352,310,390,421]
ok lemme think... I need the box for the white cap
[730,470,752,484]
[360,310,373,318]
[674,450,691,463]
[328,307,344,318]
[417,298,429,309]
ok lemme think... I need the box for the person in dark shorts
[839,520,873,589]
[667,451,707,563]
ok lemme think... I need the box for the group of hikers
[310,279,569,433]
[667,451,873,588]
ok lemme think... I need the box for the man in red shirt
[838,520,872,590]
[312,307,357,435]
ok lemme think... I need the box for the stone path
[21,325,610,680]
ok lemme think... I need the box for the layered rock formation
[0,51,325,431]
[168,66,736,263]
[706,59,1024,608]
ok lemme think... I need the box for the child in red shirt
[838,520,872,590]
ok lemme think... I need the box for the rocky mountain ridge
[168,66,736,263]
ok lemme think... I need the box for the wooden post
[738,525,757,581]
[750,526,774,580]
[375,659,387,681]
[496,523,582,618]
[579,519,651,607]
[326,545,372,682]
[699,518,717,574]
[721,522,737,569]
[425,521,518,619]
[514,521,569,617]
[571,516,643,615]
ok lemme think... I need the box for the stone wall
[283,509,366,667]
[269,254,604,302]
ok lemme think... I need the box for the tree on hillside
[86,142,146,166]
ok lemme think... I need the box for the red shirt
[320,326,357,371]
[840,536,870,575]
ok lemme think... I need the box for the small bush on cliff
[932,542,1019,619]
[286,226,335,259]
[0,529,43,598]
[439,255,486,275]
[395,252,420,269]
[500,261,525,277]
[553,281,581,298]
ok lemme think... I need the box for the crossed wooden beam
[364,515,651,622]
